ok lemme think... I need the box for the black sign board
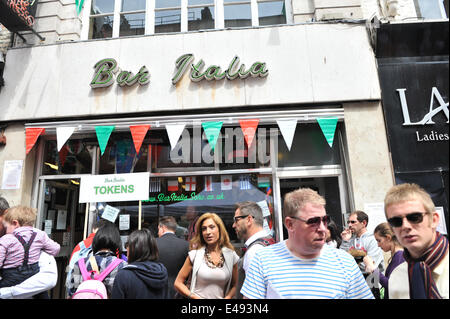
[0,0,38,32]
[377,22,449,173]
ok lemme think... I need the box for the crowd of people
[0,182,448,299]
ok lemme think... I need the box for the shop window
[188,0,215,31]
[89,0,114,39]
[85,0,289,39]
[277,122,342,167]
[414,0,448,19]
[140,173,275,250]
[258,0,286,26]
[155,0,182,33]
[42,139,94,175]
[98,133,149,174]
[224,0,251,28]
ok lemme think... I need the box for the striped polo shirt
[241,240,374,299]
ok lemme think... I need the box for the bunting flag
[277,119,297,151]
[221,175,232,190]
[240,175,251,190]
[75,0,84,15]
[205,176,213,191]
[95,126,115,155]
[185,177,196,191]
[56,127,76,152]
[316,118,338,147]
[166,123,186,150]
[168,179,178,192]
[150,178,161,193]
[258,176,271,188]
[239,119,259,147]
[130,124,150,154]
[202,121,223,151]
[25,128,45,155]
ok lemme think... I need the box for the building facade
[0,0,448,298]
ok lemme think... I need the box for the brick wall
[0,24,12,57]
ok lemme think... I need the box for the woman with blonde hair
[373,222,406,299]
[174,212,239,299]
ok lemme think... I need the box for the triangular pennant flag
[239,119,259,147]
[317,118,338,147]
[95,126,115,155]
[202,121,223,151]
[56,127,76,152]
[25,128,45,155]
[130,124,150,154]
[277,119,297,151]
[75,0,85,15]
[166,123,186,150]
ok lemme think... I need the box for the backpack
[72,256,123,299]
[66,241,93,289]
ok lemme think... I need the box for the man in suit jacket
[156,216,189,298]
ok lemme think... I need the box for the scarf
[403,232,448,299]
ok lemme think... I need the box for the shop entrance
[278,174,347,240]
[36,178,86,299]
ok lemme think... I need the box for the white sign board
[1,160,23,189]
[364,202,387,234]
[436,206,448,235]
[79,172,149,203]
[101,205,120,223]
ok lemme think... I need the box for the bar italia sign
[89,54,268,88]
[79,172,149,203]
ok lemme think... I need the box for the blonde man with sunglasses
[241,188,373,299]
[385,183,449,299]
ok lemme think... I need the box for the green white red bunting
[25,128,45,155]
[25,117,338,156]
[202,121,223,151]
[277,119,297,151]
[130,124,150,154]
[239,119,259,147]
[56,127,76,152]
[316,118,338,147]
[95,126,115,155]
[166,123,186,150]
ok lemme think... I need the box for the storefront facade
[0,3,396,297]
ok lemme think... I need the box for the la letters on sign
[79,173,149,203]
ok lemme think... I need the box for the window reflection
[225,4,251,28]
[122,0,146,11]
[258,0,286,26]
[91,0,114,14]
[120,13,145,36]
[155,9,181,33]
[188,6,215,31]
[43,140,94,175]
[90,15,114,39]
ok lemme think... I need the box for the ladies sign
[79,172,149,203]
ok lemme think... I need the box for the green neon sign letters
[90,58,150,89]
[171,54,269,84]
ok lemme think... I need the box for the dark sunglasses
[387,212,428,228]
[233,215,249,223]
[291,215,330,226]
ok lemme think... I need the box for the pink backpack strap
[77,258,92,281]
[94,258,123,282]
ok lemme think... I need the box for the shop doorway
[36,178,85,299]
[279,176,346,240]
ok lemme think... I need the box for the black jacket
[156,233,189,298]
[111,261,168,299]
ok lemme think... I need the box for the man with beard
[232,201,274,298]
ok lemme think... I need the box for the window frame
[81,0,292,40]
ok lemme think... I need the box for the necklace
[204,248,225,269]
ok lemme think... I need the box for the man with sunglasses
[385,183,448,299]
[241,188,373,299]
[232,201,274,299]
